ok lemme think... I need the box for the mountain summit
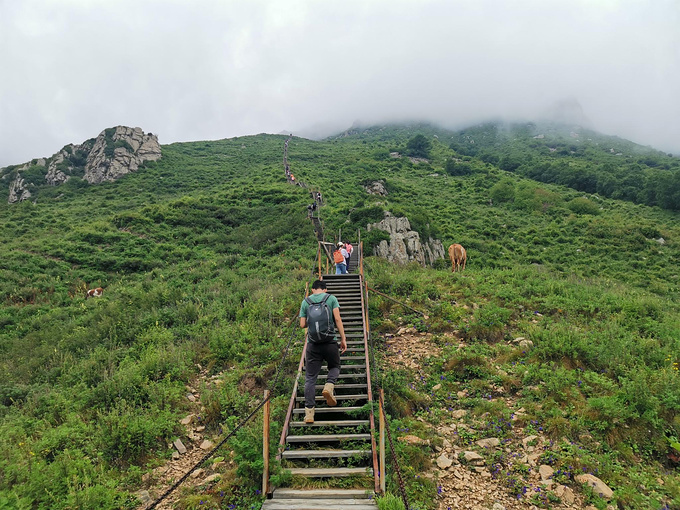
[545,97,592,128]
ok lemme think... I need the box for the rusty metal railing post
[262,389,270,495]
[379,389,386,494]
[360,241,364,277]
[317,244,322,279]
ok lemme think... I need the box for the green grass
[0,126,679,508]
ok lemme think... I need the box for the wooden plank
[262,500,377,509]
[292,406,365,414]
[290,419,369,427]
[282,448,369,459]
[295,394,368,402]
[313,383,367,389]
[287,467,373,477]
[287,433,371,442]
[315,373,366,379]
[273,488,375,499]
[316,364,366,370]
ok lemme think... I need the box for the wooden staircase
[263,271,378,509]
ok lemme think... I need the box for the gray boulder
[367,212,445,266]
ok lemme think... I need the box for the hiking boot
[304,407,315,424]
[322,383,337,406]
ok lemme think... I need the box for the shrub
[568,197,600,215]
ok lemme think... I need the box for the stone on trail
[476,437,500,448]
[554,484,576,504]
[173,438,187,454]
[576,473,614,499]
[539,464,554,480]
[437,454,453,469]
[464,451,485,465]
[451,409,468,419]
[136,490,152,505]
[199,440,214,450]
[180,414,194,426]
[522,435,538,447]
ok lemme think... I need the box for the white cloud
[1,0,679,167]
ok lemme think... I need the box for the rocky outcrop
[8,175,31,203]
[4,126,161,202]
[84,127,161,184]
[364,180,388,196]
[46,150,72,185]
[367,212,445,266]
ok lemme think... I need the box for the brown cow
[448,244,467,272]
[85,287,104,299]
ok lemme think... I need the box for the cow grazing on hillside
[448,244,467,272]
[86,287,104,299]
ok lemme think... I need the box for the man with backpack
[299,280,348,424]
[334,242,348,274]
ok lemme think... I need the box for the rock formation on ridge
[367,212,445,266]
[3,126,161,203]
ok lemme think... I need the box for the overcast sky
[1,0,679,167]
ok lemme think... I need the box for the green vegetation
[0,124,679,509]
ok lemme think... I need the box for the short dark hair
[311,280,327,290]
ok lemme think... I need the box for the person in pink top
[345,242,353,267]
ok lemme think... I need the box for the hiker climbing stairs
[263,272,378,509]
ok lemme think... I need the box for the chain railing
[146,314,303,509]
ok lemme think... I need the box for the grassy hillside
[0,125,679,509]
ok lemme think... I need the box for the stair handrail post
[317,243,322,279]
[360,241,364,277]
[263,389,270,495]
[379,389,386,494]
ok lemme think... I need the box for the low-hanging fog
[1,0,678,167]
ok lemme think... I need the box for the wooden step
[313,383,367,390]
[287,467,372,478]
[287,433,371,442]
[296,394,368,402]
[317,364,366,371]
[290,419,369,427]
[315,373,366,379]
[282,449,370,459]
[293,406,365,414]
[339,356,366,361]
[273,489,375,500]
[262,498,377,509]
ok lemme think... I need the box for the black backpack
[305,294,335,343]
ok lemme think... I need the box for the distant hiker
[290,174,295,182]
[86,287,103,299]
[316,192,322,203]
[299,280,347,424]
[345,242,353,266]
[334,242,348,274]
[307,204,313,218]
